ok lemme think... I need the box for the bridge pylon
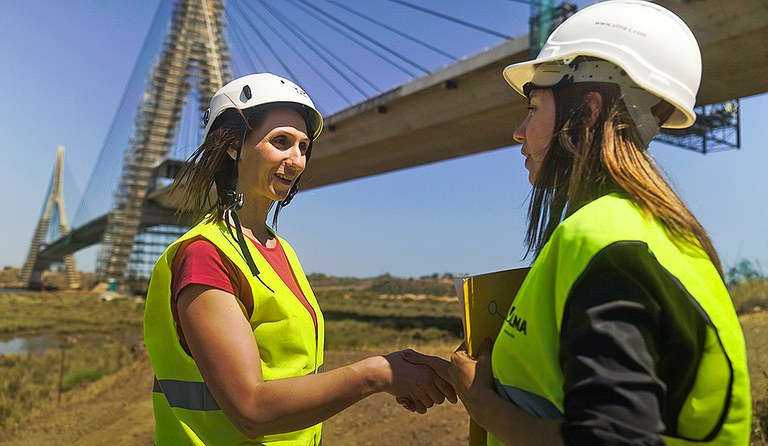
[21,145,79,290]
[97,0,231,285]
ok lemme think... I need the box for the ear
[583,91,603,127]
[226,146,237,160]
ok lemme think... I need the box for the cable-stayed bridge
[24,0,768,289]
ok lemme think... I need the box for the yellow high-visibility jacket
[491,194,750,445]
[145,219,324,445]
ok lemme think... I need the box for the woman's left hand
[449,338,496,418]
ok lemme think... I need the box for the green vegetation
[727,259,768,314]
[731,278,768,314]
[316,288,462,350]
[307,272,459,296]
[0,291,143,335]
[0,291,144,428]
[0,284,462,428]
[1,268,766,441]
[0,337,136,428]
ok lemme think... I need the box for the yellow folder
[455,267,530,446]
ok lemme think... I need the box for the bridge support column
[21,146,79,290]
[97,0,231,284]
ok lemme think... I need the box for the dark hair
[525,82,723,278]
[170,105,314,229]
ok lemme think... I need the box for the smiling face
[513,88,556,186]
[235,107,310,207]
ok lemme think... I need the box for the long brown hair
[170,108,266,225]
[525,82,723,277]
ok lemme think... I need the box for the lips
[274,173,294,185]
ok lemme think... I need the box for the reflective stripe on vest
[493,379,563,420]
[154,365,327,412]
[153,377,219,411]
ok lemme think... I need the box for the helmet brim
[503,52,695,129]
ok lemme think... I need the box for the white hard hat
[503,0,702,129]
[204,73,323,139]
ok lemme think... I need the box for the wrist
[464,386,498,425]
[352,355,391,395]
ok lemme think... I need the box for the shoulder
[532,195,652,280]
[172,238,227,274]
[178,238,219,259]
[555,194,648,248]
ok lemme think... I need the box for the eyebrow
[271,129,309,140]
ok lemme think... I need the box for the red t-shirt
[170,233,316,355]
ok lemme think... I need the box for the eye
[272,135,288,148]
[299,141,309,154]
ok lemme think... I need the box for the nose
[513,119,526,144]
[285,144,306,171]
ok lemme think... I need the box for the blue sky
[1,1,766,279]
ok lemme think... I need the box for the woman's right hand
[378,349,457,414]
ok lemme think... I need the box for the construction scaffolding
[97,0,231,284]
[657,100,741,154]
[529,1,577,57]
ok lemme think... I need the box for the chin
[272,191,290,202]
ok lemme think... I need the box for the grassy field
[0,291,144,429]
[0,278,766,443]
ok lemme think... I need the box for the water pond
[0,331,142,356]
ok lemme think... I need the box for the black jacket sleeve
[559,241,707,446]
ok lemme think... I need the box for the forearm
[229,356,388,437]
[470,389,564,446]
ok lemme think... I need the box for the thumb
[402,350,451,383]
[475,337,494,362]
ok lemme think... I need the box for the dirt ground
[2,313,767,446]
[0,347,468,446]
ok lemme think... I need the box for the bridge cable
[170,89,201,161]
[293,0,431,74]
[384,0,515,40]
[37,166,55,220]
[62,157,83,224]
[226,8,270,72]
[319,0,456,61]
[237,0,354,105]
[256,2,381,93]
[286,0,423,77]
[73,0,173,229]
[229,1,300,82]
[48,206,61,244]
[227,38,246,77]
[255,0,375,98]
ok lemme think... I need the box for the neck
[227,197,274,245]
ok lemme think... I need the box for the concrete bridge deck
[42,0,768,263]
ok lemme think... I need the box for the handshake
[379,348,459,414]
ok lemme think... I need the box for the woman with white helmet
[440,1,751,444]
[143,73,456,445]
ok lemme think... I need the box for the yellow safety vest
[490,194,750,445]
[145,219,325,445]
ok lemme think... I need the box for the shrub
[730,278,768,314]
